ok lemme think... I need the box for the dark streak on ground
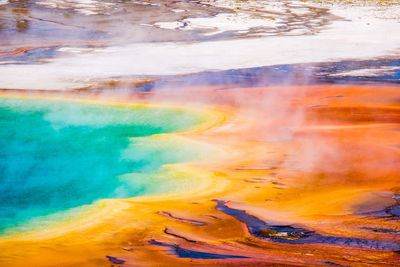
[106,255,125,264]
[356,197,400,219]
[214,200,400,251]
[149,239,250,259]
[360,226,400,234]
[125,58,400,92]
[157,211,208,226]
[323,261,345,266]
[164,227,197,243]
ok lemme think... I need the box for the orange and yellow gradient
[0,83,399,266]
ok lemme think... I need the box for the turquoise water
[0,97,204,233]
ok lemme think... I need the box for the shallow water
[0,97,204,233]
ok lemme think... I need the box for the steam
[0,0,399,215]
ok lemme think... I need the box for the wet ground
[1,0,400,266]
[1,0,400,91]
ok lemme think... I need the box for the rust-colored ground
[0,84,399,266]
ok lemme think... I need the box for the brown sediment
[234,166,278,170]
[73,77,157,91]
[0,47,31,57]
[244,178,272,183]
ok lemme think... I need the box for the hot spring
[0,97,206,234]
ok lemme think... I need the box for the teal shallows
[0,98,205,234]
